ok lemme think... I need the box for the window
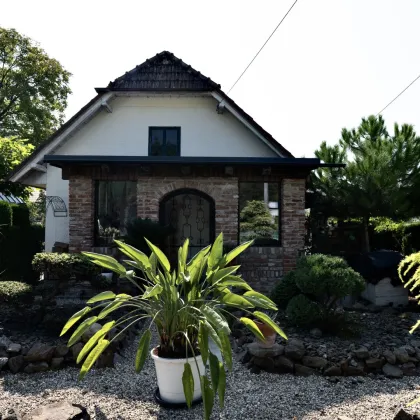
[95,181,137,246]
[239,182,280,245]
[149,127,181,156]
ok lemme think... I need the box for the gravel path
[1,338,420,420]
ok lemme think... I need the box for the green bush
[272,254,365,329]
[271,271,300,308]
[11,204,30,227]
[0,281,33,304]
[0,201,12,226]
[286,294,322,326]
[32,252,101,280]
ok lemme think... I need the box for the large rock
[21,401,89,420]
[247,343,284,358]
[345,366,365,376]
[302,356,328,369]
[410,339,420,349]
[253,356,275,371]
[383,349,396,364]
[51,357,64,370]
[285,339,305,361]
[365,358,384,370]
[71,343,84,361]
[394,347,410,364]
[24,362,49,374]
[0,357,8,370]
[7,343,22,354]
[295,364,317,376]
[393,407,420,419]
[82,323,102,343]
[25,343,55,363]
[383,363,404,378]
[274,356,294,373]
[401,362,416,376]
[353,346,369,360]
[8,355,24,373]
[54,345,69,358]
[0,335,11,351]
[404,346,416,356]
[324,365,342,376]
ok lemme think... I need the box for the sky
[2,0,420,157]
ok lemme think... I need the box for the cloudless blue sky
[2,0,420,157]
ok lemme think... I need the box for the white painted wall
[56,96,277,157]
[45,165,69,251]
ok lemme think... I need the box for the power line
[377,73,420,116]
[227,0,299,95]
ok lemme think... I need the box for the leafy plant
[271,271,300,308]
[286,294,322,326]
[0,201,12,226]
[60,233,286,419]
[240,200,276,241]
[0,281,33,304]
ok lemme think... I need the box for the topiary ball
[286,294,323,326]
[271,271,300,308]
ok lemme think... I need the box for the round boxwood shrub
[286,294,322,326]
[0,281,33,304]
[271,271,300,308]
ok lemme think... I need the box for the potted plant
[254,311,278,348]
[60,233,287,419]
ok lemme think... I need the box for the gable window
[149,127,181,156]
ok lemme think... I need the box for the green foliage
[10,204,30,227]
[62,234,286,420]
[32,252,101,280]
[0,137,34,198]
[0,28,71,146]
[240,200,276,241]
[271,271,300,308]
[310,115,420,251]
[0,281,33,304]
[0,224,44,283]
[124,217,174,253]
[286,294,323,326]
[0,201,12,226]
[273,254,364,328]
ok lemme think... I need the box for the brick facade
[66,169,306,292]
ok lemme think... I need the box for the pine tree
[240,200,276,240]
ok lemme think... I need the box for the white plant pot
[151,347,205,404]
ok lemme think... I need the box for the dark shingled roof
[96,51,220,92]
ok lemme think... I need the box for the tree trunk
[363,216,370,252]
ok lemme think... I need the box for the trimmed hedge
[32,252,101,280]
[0,201,12,226]
[11,204,30,227]
[0,281,33,304]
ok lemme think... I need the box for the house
[9,51,325,292]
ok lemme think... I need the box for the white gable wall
[55,96,277,157]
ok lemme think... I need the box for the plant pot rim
[150,347,203,364]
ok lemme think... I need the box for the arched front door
[159,189,215,262]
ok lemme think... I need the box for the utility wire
[377,73,420,116]
[227,0,299,95]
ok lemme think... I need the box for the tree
[240,200,276,240]
[310,115,420,252]
[0,137,34,198]
[0,27,71,146]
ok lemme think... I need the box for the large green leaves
[97,294,131,320]
[145,239,170,273]
[200,376,215,420]
[243,290,277,310]
[222,240,253,265]
[240,317,265,341]
[182,363,194,408]
[198,322,209,365]
[82,252,126,276]
[202,305,230,334]
[207,233,223,272]
[135,329,151,373]
[253,311,287,340]
[221,293,255,309]
[218,330,232,371]
[79,338,110,380]
[218,361,226,408]
[87,291,116,304]
[68,316,98,347]
[60,307,91,337]
[114,240,151,271]
[208,352,220,391]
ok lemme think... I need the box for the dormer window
[149,127,181,156]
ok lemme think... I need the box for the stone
[383,363,404,378]
[401,362,416,376]
[8,355,24,373]
[23,363,35,374]
[274,355,294,373]
[310,328,323,338]
[383,349,397,364]
[81,323,102,343]
[410,340,420,349]
[395,347,410,363]
[247,343,284,358]
[71,343,84,360]
[2,408,22,420]
[54,345,69,358]
[345,366,366,376]
[96,350,114,368]
[21,401,89,420]
[295,364,317,376]
[353,346,369,360]
[285,339,305,361]
[365,358,384,370]
[302,355,328,369]
[232,328,243,339]
[393,407,420,419]
[404,345,416,356]
[250,365,261,374]
[0,348,7,357]
[0,357,8,370]
[0,335,11,350]
[253,356,275,371]
[25,343,55,363]
[7,343,22,354]
[324,365,342,376]
[50,357,64,370]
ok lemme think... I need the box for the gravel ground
[1,337,420,420]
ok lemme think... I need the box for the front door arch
[159,188,215,261]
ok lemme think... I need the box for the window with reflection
[95,181,137,246]
[239,182,280,245]
[149,127,180,156]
